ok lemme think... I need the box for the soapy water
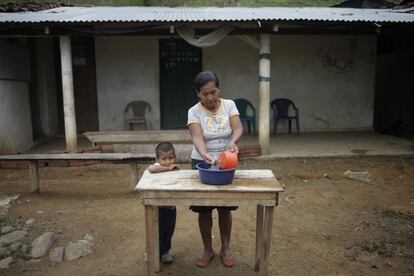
[208,164,221,171]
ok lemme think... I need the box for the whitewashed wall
[0,81,32,153]
[205,35,376,132]
[95,35,376,132]
[0,41,32,153]
[95,36,159,131]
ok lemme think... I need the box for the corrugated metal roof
[0,6,413,24]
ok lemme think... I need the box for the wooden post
[129,162,138,191]
[59,36,77,153]
[145,206,160,275]
[255,204,264,271]
[258,33,271,155]
[259,206,274,276]
[29,160,39,193]
[154,207,160,272]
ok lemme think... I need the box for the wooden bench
[0,153,154,193]
[83,130,192,146]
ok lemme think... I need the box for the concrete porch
[25,131,414,160]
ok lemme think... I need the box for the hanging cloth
[176,25,234,48]
[237,35,260,49]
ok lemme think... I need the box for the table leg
[129,162,138,191]
[259,206,274,276]
[29,160,40,193]
[145,205,160,275]
[255,204,264,271]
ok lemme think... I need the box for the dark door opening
[374,36,414,139]
[56,37,99,134]
[28,38,42,140]
[159,38,202,129]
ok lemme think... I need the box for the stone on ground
[0,247,10,258]
[25,219,35,225]
[0,195,20,215]
[49,247,64,263]
[0,230,27,245]
[1,226,14,234]
[64,240,91,261]
[344,170,371,183]
[83,234,94,244]
[9,242,21,252]
[0,256,13,269]
[31,232,56,259]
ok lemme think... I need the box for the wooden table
[136,169,283,276]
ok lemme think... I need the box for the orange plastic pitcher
[219,150,238,170]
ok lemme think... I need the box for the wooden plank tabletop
[84,130,191,143]
[0,153,155,161]
[136,170,283,193]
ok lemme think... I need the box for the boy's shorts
[190,158,238,213]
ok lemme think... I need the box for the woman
[187,71,243,268]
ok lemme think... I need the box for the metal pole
[258,34,270,155]
[59,36,77,152]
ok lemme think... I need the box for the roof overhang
[1,6,413,37]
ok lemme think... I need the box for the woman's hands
[227,141,239,153]
[202,153,217,165]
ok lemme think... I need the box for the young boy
[148,142,179,263]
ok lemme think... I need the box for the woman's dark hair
[193,71,219,92]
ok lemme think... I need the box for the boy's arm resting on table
[148,164,180,173]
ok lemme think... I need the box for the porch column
[59,36,77,152]
[258,34,270,155]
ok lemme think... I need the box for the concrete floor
[26,131,414,159]
[241,131,414,159]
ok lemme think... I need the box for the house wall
[95,35,376,132]
[0,41,33,153]
[95,36,160,131]
[35,38,59,137]
[205,35,376,132]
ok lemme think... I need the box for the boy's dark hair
[155,142,175,158]
[194,71,219,92]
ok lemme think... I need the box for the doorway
[56,37,99,134]
[159,38,202,129]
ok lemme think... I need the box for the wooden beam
[145,206,159,275]
[129,162,138,190]
[29,160,39,193]
[259,206,274,276]
[0,153,154,161]
[255,204,264,271]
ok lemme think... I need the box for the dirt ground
[0,156,414,276]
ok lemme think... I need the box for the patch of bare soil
[0,157,413,275]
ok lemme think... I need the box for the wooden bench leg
[145,206,160,275]
[255,204,264,271]
[129,162,138,191]
[29,160,40,193]
[259,206,274,276]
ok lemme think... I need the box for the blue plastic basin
[196,162,236,185]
